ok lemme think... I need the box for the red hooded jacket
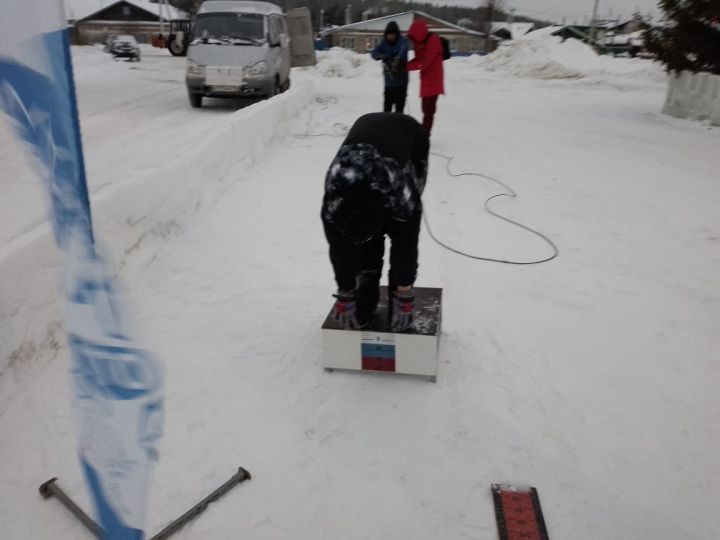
[406,20,445,98]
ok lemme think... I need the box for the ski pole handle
[39,477,103,538]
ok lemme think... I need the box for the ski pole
[150,466,251,540]
[39,477,102,538]
[39,466,251,540]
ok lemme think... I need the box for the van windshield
[193,13,264,44]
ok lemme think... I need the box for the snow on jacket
[406,20,445,98]
[371,21,409,88]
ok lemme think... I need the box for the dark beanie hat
[385,21,400,36]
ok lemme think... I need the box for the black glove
[390,57,401,75]
[382,59,392,77]
[332,291,360,330]
[390,289,415,332]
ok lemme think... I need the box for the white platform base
[321,287,442,382]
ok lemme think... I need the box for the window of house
[341,36,356,49]
[448,39,458,52]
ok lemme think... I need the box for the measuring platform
[322,286,442,382]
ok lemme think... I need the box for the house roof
[606,19,642,31]
[197,1,282,16]
[67,0,188,22]
[320,11,486,38]
[519,25,564,40]
[491,22,535,38]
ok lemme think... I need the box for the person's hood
[407,20,429,43]
[384,21,401,37]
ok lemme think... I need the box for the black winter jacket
[321,113,430,291]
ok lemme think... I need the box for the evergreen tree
[644,0,720,75]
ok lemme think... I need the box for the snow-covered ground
[2,40,720,539]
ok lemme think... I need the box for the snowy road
[2,42,720,539]
[0,46,262,253]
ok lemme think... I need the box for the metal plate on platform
[321,286,442,336]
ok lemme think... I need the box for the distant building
[491,22,535,40]
[532,16,647,48]
[319,11,489,55]
[599,17,647,40]
[70,0,188,45]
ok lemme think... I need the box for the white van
[186,1,315,107]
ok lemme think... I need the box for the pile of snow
[310,47,375,78]
[475,37,664,81]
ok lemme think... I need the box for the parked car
[111,35,141,61]
[185,2,318,108]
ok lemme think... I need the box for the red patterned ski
[492,484,549,540]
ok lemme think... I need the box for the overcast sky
[64,0,662,25]
[447,0,661,24]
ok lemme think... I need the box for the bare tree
[484,0,505,51]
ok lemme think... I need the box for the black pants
[421,95,439,136]
[383,85,408,114]
[324,214,421,323]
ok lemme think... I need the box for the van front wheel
[266,77,280,99]
[189,92,202,108]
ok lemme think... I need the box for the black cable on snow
[426,152,559,265]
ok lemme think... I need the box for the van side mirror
[268,32,280,47]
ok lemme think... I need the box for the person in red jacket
[406,20,444,136]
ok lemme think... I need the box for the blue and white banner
[0,3,164,539]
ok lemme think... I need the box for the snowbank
[0,82,314,385]
[466,37,665,82]
[306,47,375,78]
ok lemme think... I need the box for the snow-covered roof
[491,22,535,38]
[320,12,414,35]
[592,19,623,30]
[519,25,563,41]
[197,1,282,16]
[66,0,188,22]
[320,11,486,38]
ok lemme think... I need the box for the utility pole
[159,0,166,36]
[588,0,600,46]
[485,0,495,51]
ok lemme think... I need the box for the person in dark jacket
[322,112,430,331]
[371,21,409,113]
[406,19,445,136]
